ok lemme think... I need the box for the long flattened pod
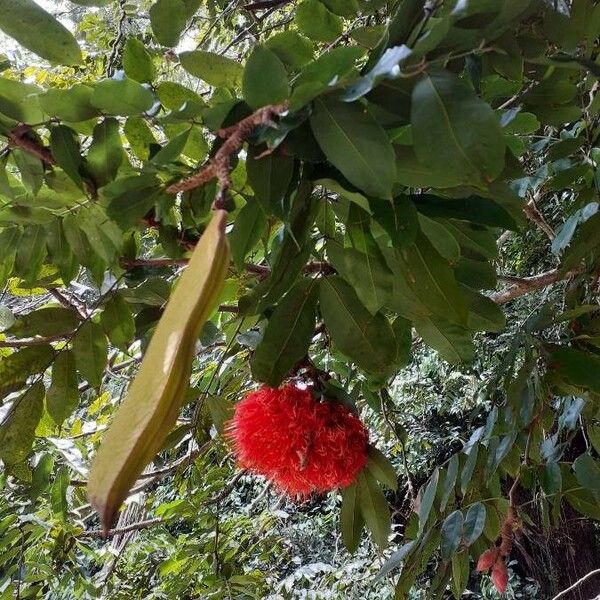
[88,209,230,532]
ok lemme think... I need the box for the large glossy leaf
[295,0,343,42]
[326,240,393,315]
[463,502,486,545]
[229,202,267,270]
[0,0,81,65]
[86,118,125,188]
[149,0,187,47]
[243,45,289,110]
[91,79,154,116]
[179,51,243,88]
[251,279,318,386]
[246,147,294,216]
[123,38,156,83]
[319,276,398,376]
[412,70,505,187]
[310,97,396,199]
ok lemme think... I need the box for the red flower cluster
[227,384,369,496]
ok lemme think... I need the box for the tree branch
[551,568,600,600]
[491,268,581,304]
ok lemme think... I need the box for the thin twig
[551,569,600,600]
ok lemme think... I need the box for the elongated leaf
[440,510,464,561]
[179,51,243,88]
[440,454,459,511]
[47,351,79,427]
[243,45,289,109]
[123,38,156,83]
[150,0,187,47]
[14,225,47,283]
[0,381,45,475]
[50,126,83,187]
[246,147,294,216]
[86,118,124,188]
[366,446,397,491]
[91,79,154,116]
[100,293,135,352]
[357,470,391,549]
[414,317,475,364]
[412,70,505,186]
[463,502,486,545]
[251,278,318,386]
[310,97,396,199]
[320,276,397,376]
[340,481,363,553]
[9,306,79,338]
[73,321,108,388]
[418,468,439,535]
[0,0,81,65]
[0,345,54,399]
[230,202,267,270]
[574,453,600,493]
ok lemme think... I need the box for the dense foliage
[0,0,599,598]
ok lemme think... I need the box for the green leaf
[0,345,54,399]
[588,425,600,455]
[319,276,398,376]
[357,470,391,549]
[327,241,393,315]
[229,202,268,270]
[243,45,289,110]
[548,346,600,393]
[460,445,478,495]
[440,510,464,561]
[12,148,43,195]
[310,97,396,199]
[451,551,469,600]
[340,481,363,553]
[124,117,158,162]
[40,84,98,122]
[100,293,135,352]
[392,234,467,325]
[463,502,486,545]
[91,78,154,116]
[123,38,156,83]
[366,446,397,491]
[50,125,83,187]
[86,118,125,188]
[179,51,243,88]
[46,220,77,284]
[266,31,314,69]
[412,70,505,186]
[0,0,81,65]
[206,396,233,434]
[375,541,416,581]
[461,285,506,333]
[14,225,47,283]
[295,0,343,42]
[418,215,461,265]
[440,454,459,511]
[47,351,79,427]
[246,147,294,215]
[73,321,108,388]
[574,453,600,493]
[0,77,44,123]
[414,317,475,364]
[418,469,439,535]
[0,381,45,474]
[76,205,123,264]
[10,307,79,338]
[251,279,318,386]
[50,466,70,521]
[150,0,187,47]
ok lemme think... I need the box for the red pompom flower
[228,384,369,496]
